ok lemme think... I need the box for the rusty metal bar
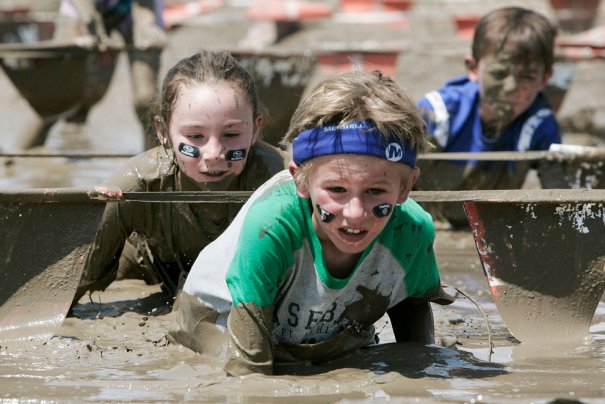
[2,187,605,204]
[3,149,603,161]
[0,187,112,204]
[0,152,135,159]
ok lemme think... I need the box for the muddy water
[1,112,604,401]
[1,3,605,402]
[1,225,604,401]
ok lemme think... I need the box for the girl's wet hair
[152,51,260,132]
[471,7,557,71]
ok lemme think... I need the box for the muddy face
[476,52,547,138]
[166,81,260,190]
[297,155,408,275]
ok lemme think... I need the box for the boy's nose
[343,196,366,220]
[502,74,518,93]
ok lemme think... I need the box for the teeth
[344,228,362,234]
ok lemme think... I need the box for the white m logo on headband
[385,143,403,162]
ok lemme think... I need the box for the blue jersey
[417,76,561,155]
[415,77,563,227]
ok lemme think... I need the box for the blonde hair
[282,71,428,187]
[282,71,428,153]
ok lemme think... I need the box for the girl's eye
[187,133,204,140]
[327,187,346,194]
[224,132,240,138]
[368,188,385,196]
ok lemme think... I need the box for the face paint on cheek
[178,142,200,158]
[373,203,392,218]
[225,149,247,161]
[315,204,335,223]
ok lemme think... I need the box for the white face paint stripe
[425,90,450,148]
[517,108,551,151]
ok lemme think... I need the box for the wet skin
[470,52,550,138]
[163,81,262,186]
[291,155,418,278]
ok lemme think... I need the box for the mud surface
[1,0,605,402]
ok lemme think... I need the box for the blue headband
[292,121,416,167]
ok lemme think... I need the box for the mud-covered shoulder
[102,147,176,192]
[241,141,289,190]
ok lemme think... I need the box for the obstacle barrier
[231,50,317,146]
[162,0,224,29]
[0,14,121,149]
[0,188,107,341]
[463,189,605,344]
[336,0,411,28]
[1,186,604,344]
[242,0,332,48]
[549,0,602,34]
[452,15,479,39]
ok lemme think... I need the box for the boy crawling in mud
[415,7,566,227]
[169,71,452,376]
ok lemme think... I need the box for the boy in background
[415,7,566,227]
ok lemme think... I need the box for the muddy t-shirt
[75,141,288,301]
[180,170,440,373]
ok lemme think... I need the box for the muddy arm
[224,303,275,376]
[387,299,435,344]
[71,201,130,305]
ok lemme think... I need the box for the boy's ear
[465,55,479,82]
[397,167,420,204]
[541,67,553,87]
[288,161,310,198]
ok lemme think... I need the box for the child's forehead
[309,154,406,180]
[480,49,545,72]
[481,42,547,69]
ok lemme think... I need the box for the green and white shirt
[179,170,440,371]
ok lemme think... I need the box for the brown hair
[472,7,557,71]
[152,51,260,135]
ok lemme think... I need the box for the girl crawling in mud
[72,51,288,306]
[169,71,453,375]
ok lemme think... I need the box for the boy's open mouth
[339,227,367,241]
